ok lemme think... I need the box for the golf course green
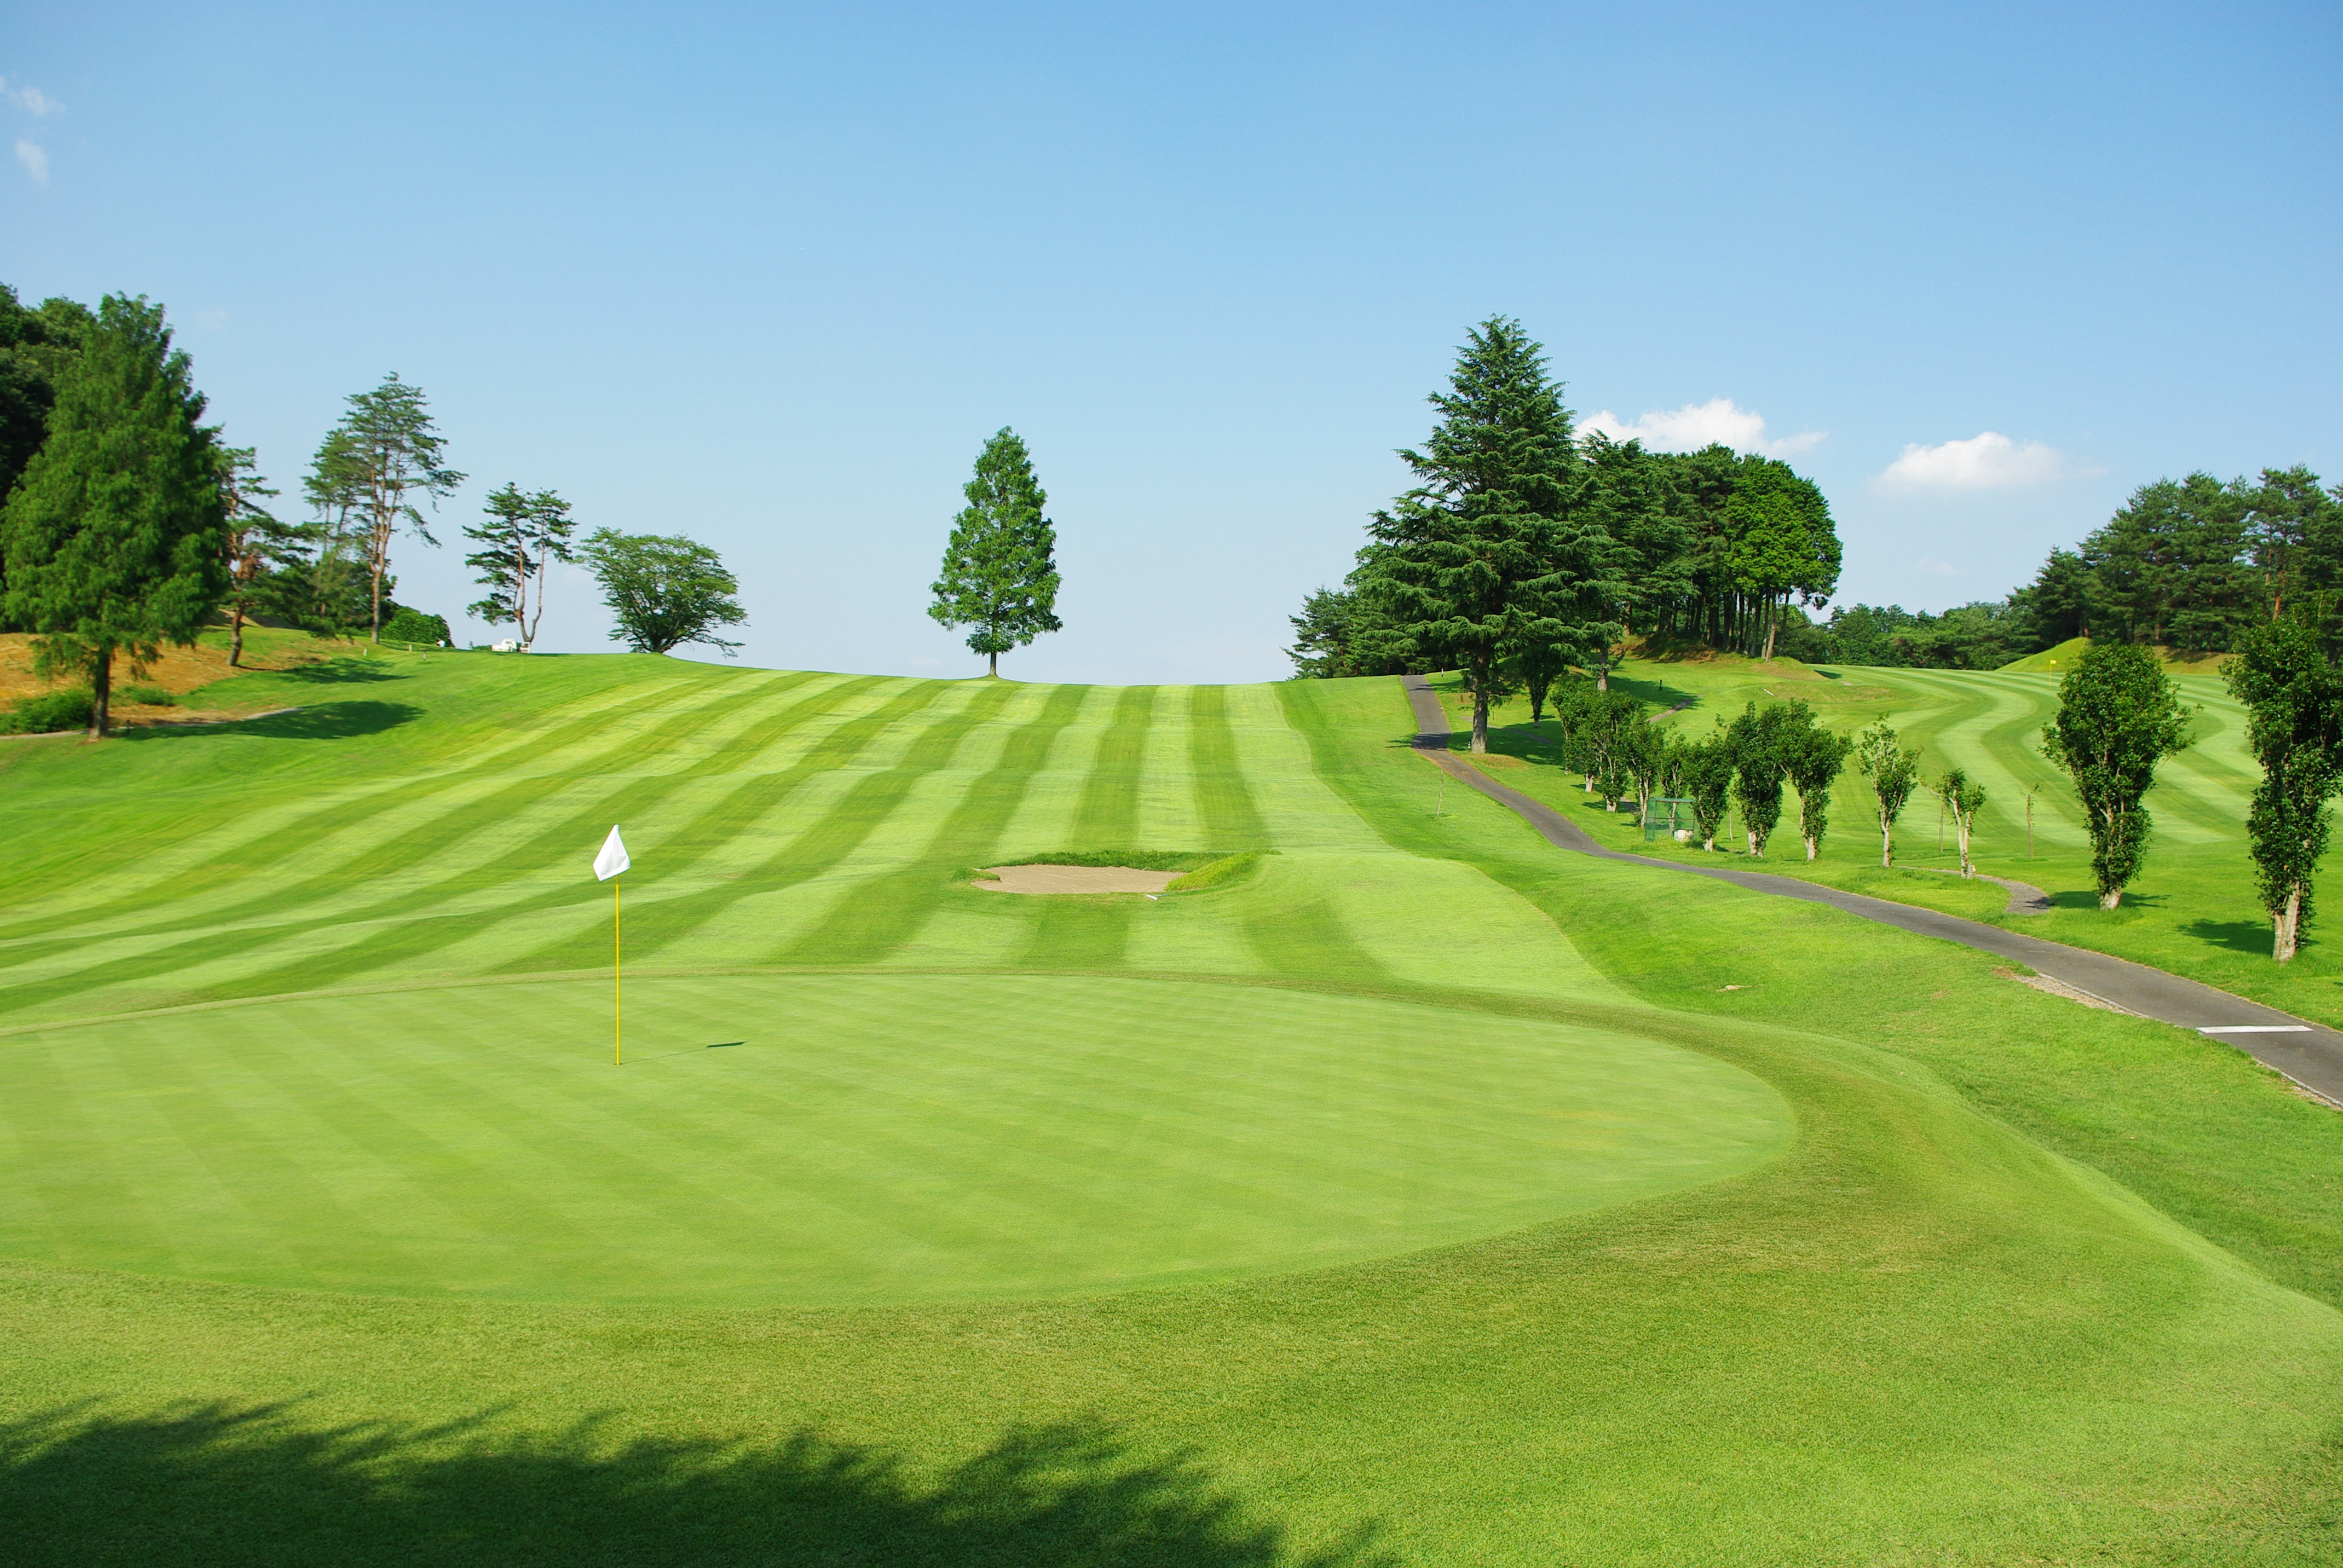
[1,633,2338,1564]
[0,972,1786,1305]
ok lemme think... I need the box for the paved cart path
[1403,675,2343,1108]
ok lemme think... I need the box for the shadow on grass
[0,1403,1389,1568]
[2181,918,2281,957]
[271,657,410,685]
[2046,889,2166,913]
[123,701,423,743]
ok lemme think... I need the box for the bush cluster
[0,687,96,734]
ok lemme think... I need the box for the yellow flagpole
[614,876,623,1066]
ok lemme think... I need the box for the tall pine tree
[929,428,1061,677]
[0,295,227,736]
[304,374,464,642]
[1358,317,1617,753]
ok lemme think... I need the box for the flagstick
[614,876,623,1067]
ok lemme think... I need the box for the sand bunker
[975,864,1181,895]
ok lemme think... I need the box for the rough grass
[0,657,2338,1564]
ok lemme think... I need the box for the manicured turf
[1,631,2339,1565]
[1440,647,2343,1029]
[0,972,1786,1305]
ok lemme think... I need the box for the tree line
[1539,624,2342,967]
[1768,467,2343,672]
[1287,316,1843,742]
[0,284,749,736]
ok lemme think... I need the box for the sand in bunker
[977,864,1181,894]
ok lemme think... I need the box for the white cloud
[1579,397,1824,459]
[0,79,60,116]
[13,139,45,183]
[1879,431,2066,489]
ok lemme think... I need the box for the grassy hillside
[1,651,2338,1564]
[1444,650,2343,1031]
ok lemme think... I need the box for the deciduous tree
[582,528,746,656]
[0,295,226,735]
[2223,615,2343,961]
[1854,722,1920,867]
[1681,730,1735,852]
[1726,702,1791,856]
[929,428,1061,677]
[1778,704,1853,860]
[1931,766,1988,878]
[2039,642,2192,909]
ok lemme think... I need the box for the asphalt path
[1403,675,2343,1108]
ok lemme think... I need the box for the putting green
[0,973,1789,1307]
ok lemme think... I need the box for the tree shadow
[272,658,410,685]
[122,702,423,743]
[0,1402,1391,1568]
[2045,889,2167,912]
[2181,919,2282,957]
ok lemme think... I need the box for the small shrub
[379,607,452,647]
[118,683,177,707]
[0,688,96,735]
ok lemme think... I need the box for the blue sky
[4,2,2337,681]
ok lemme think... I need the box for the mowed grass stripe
[0,665,741,939]
[1019,685,1158,969]
[18,672,853,958]
[602,679,1024,967]
[229,678,991,993]
[1190,684,1270,848]
[0,679,972,1016]
[0,668,793,952]
[0,1034,186,1273]
[790,683,1093,965]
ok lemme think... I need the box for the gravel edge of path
[1401,674,2343,1108]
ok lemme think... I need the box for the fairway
[0,973,1788,1307]
[4,641,2339,1566]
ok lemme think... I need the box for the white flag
[593,825,630,881]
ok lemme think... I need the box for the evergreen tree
[1358,317,1619,753]
[1285,584,1409,678]
[465,483,575,650]
[2243,466,2341,624]
[213,444,320,667]
[2040,641,2194,908]
[304,374,464,642]
[0,295,228,736]
[929,428,1061,677]
[2223,615,2343,961]
[0,287,94,622]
